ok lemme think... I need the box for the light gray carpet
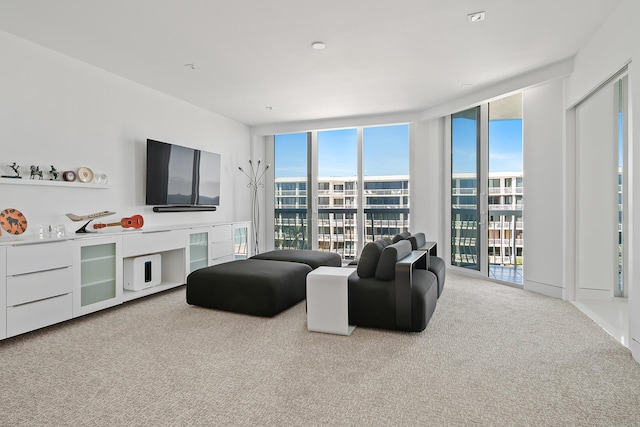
[1,272,639,426]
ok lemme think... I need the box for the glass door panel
[318,128,358,259]
[234,223,249,259]
[189,231,209,273]
[488,93,524,285]
[451,107,480,269]
[80,242,116,307]
[363,125,410,246]
[274,133,310,250]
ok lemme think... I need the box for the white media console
[0,221,250,340]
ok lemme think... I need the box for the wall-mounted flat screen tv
[146,139,221,209]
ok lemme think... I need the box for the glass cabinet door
[74,236,122,317]
[233,222,250,259]
[189,231,209,273]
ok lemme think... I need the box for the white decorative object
[238,159,269,255]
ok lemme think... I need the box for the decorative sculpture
[2,162,21,179]
[238,159,270,255]
[29,165,43,180]
[49,165,59,181]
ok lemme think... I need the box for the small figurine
[2,162,21,179]
[49,165,59,181]
[30,165,44,180]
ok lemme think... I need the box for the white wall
[565,0,640,361]
[0,30,251,234]
[522,80,566,298]
[410,119,445,247]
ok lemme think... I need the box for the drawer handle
[8,266,71,278]
[10,293,71,308]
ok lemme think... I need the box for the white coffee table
[306,266,356,335]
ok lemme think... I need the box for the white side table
[306,266,356,335]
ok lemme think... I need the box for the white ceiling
[0,1,621,127]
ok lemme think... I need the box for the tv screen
[146,139,221,207]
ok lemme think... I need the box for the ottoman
[186,259,312,317]
[251,250,342,269]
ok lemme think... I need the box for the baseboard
[524,279,563,299]
[577,288,614,301]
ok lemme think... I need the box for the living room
[1,1,640,424]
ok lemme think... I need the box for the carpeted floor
[1,271,639,426]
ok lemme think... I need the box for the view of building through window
[451,93,524,285]
[274,125,409,259]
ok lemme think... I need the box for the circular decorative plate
[77,167,94,183]
[63,170,76,181]
[0,208,28,235]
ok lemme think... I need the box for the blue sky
[452,117,523,174]
[276,120,523,178]
[275,124,409,178]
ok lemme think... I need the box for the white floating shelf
[0,177,110,189]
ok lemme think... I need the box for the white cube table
[306,266,356,335]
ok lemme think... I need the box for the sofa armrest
[394,250,428,330]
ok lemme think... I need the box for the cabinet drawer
[7,241,72,276]
[7,267,73,306]
[7,293,72,338]
[211,225,232,242]
[122,230,185,257]
[212,241,234,259]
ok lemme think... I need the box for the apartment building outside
[274,175,409,259]
[275,172,524,270]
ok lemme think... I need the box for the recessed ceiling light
[467,11,485,23]
[311,41,326,50]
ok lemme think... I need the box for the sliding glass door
[449,93,524,285]
[451,107,481,270]
[274,132,310,250]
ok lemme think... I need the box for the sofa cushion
[408,232,426,250]
[392,231,411,243]
[357,241,386,278]
[375,240,412,281]
[251,249,341,269]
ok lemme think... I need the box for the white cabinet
[73,236,122,317]
[0,221,248,340]
[5,241,73,337]
[0,247,6,340]
[211,224,234,265]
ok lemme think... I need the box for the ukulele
[93,215,144,230]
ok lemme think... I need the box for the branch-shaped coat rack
[238,159,270,255]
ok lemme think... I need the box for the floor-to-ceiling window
[317,129,358,258]
[273,124,410,260]
[488,93,524,284]
[449,93,524,285]
[274,132,310,250]
[451,107,481,270]
[363,125,410,245]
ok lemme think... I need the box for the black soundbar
[152,205,217,212]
